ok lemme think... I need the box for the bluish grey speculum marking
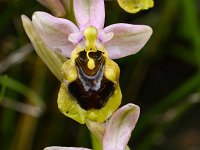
[68,50,114,110]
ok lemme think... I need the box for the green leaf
[0,75,45,110]
[0,75,8,102]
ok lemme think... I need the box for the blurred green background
[0,0,200,150]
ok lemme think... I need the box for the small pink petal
[32,11,79,58]
[68,32,83,44]
[98,31,114,43]
[73,0,105,30]
[44,146,91,150]
[103,23,153,59]
[103,104,140,150]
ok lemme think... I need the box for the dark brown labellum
[68,51,115,110]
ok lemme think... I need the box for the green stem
[91,132,102,150]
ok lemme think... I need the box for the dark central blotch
[68,51,115,110]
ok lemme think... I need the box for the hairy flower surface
[22,0,152,124]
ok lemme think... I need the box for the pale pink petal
[73,0,105,30]
[21,15,64,80]
[103,23,153,59]
[36,0,66,17]
[44,146,91,150]
[103,104,140,150]
[32,11,79,58]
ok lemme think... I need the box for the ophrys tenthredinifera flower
[22,0,152,124]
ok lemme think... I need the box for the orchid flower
[117,0,154,13]
[22,0,152,124]
[44,104,140,150]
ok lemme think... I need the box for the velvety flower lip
[27,0,152,59]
